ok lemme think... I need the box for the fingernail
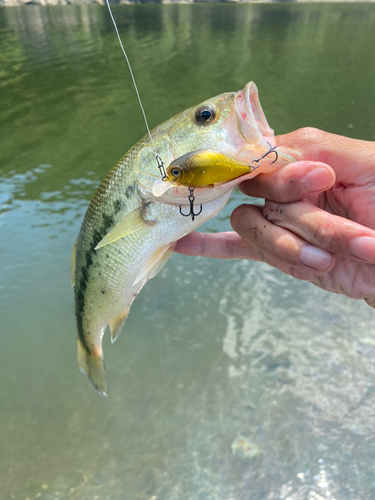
[350,236,375,262]
[300,245,332,270]
[303,168,333,192]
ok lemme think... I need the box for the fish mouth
[235,81,275,144]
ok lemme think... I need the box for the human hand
[175,128,375,306]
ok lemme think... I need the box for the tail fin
[77,339,108,397]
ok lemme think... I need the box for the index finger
[174,231,264,261]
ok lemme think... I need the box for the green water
[1,3,375,499]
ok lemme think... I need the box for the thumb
[276,127,375,184]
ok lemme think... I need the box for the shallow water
[1,3,375,499]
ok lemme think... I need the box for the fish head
[163,81,274,160]
[137,81,293,203]
[165,91,238,156]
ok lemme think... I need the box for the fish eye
[195,105,216,125]
[172,168,180,177]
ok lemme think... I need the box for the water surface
[1,3,375,499]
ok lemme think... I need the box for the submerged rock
[231,436,263,458]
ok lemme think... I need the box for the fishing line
[104,0,158,156]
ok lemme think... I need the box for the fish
[152,149,265,192]
[72,81,294,397]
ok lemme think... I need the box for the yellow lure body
[165,149,253,187]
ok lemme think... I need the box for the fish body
[73,81,294,396]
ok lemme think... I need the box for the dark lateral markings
[113,199,126,214]
[75,211,116,353]
[125,183,136,199]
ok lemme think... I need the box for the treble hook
[179,187,203,221]
[250,142,279,170]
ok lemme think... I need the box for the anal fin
[109,308,129,344]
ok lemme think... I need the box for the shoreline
[1,0,375,6]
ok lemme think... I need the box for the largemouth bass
[73,81,294,396]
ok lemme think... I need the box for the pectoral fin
[148,242,176,280]
[70,241,77,287]
[133,243,175,286]
[95,206,153,250]
[109,308,130,344]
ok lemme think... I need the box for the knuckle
[313,221,337,250]
[293,128,331,158]
[296,127,325,143]
[274,233,297,255]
